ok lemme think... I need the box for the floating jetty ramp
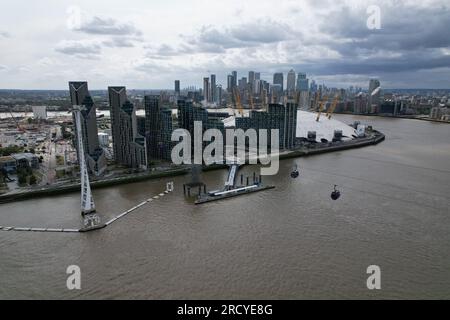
[195,184,275,204]
[0,185,173,233]
[195,163,275,205]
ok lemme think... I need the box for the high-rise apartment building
[296,73,309,91]
[203,77,210,103]
[287,69,296,94]
[174,80,180,96]
[227,75,234,93]
[177,99,226,153]
[217,85,223,106]
[210,74,216,103]
[273,73,284,93]
[232,71,237,87]
[248,71,255,93]
[268,102,297,149]
[227,71,238,93]
[108,86,147,169]
[296,73,310,108]
[144,95,173,160]
[238,77,247,91]
[248,71,255,85]
[68,81,107,176]
[310,80,318,92]
[235,102,297,150]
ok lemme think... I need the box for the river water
[0,114,449,299]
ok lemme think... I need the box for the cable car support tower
[72,105,102,230]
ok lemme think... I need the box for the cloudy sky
[0,0,449,89]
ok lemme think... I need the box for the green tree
[29,175,37,185]
[0,145,23,156]
[18,174,27,185]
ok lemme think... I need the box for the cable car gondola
[290,164,299,179]
[331,185,341,200]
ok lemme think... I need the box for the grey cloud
[230,20,296,43]
[144,19,298,59]
[0,31,10,38]
[103,37,136,48]
[320,5,450,52]
[286,50,450,76]
[191,19,297,50]
[77,16,142,36]
[134,59,178,74]
[55,40,101,59]
[144,43,199,60]
[290,3,450,80]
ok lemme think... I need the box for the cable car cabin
[290,165,299,178]
[331,185,341,200]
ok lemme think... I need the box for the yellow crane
[233,87,244,116]
[326,95,340,119]
[311,92,319,111]
[261,89,268,110]
[316,95,328,122]
[295,90,301,106]
[8,107,25,132]
[249,91,254,110]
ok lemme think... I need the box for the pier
[0,183,174,233]
[195,161,274,205]
[195,184,275,204]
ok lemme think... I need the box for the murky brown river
[1,115,449,299]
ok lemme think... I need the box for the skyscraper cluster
[223,70,310,107]
[68,70,310,174]
[202,74,222,104]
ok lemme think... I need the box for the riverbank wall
[0,131,385,204]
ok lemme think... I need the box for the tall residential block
[273,73,284,93]
[235,102,297,150]
[210,74,216,103]
[108,86,147,169]
[174,80,180,96]
[144,95,173,161]
[287,69,296,94]
[68,81,107,176]
[203,77,210,103]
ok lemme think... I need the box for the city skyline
[1,0,450,90]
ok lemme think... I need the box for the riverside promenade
[0,131,385,204]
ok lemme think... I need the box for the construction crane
[261,89,267,111]
[311,92,319,111]
[295,90,300,106]
[249,91,254,110]
[8,107,25,132]
[326,95,340,119]
[233,87,244,116]
[316,95,328,122]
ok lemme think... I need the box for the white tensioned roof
[296,110,356,142]
[222,110,357,142]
